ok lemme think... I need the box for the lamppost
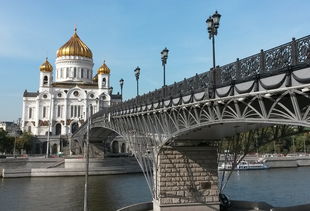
[206,11,221,69]
[46,93,54,158]
[134,66,140,96]
[161,47,169,87]
[119,78,124,101]
[84,104,90,211]
[13,130,22,158]
[77,96,90,211]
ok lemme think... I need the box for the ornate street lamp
[134,66,141,96]
[206,11,221,69]
[119,78,124,101]
[206,11,221,98]
[161,47,169,87]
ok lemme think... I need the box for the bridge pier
[153,145,219,211]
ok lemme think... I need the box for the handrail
[72,35,310,135]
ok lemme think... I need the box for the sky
[1,0,310,121]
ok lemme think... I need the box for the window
[60,68,63,78]
[28,108,32,119]
[74,67,76,77]
[71,105,73,118]
[43,106,47,118]
[90,104,93,116]
[102,78,106,86]
[57,105,61,118]
[74,106,77,117]
[86,69,89,79]
[70,105,82,118]
[81,69,84,78]
[43,76,48,85]
[73,91,79,97]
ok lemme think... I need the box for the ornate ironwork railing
[95,35,310,116]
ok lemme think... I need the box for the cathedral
[21,29,122,154]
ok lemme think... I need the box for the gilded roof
[40,58,53,72]
[97,62,110,74]
[56,29,92,58]
[93,73,98,82]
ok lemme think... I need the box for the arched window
[112,141,119,153]
[71,122,79,133]
[74,67,77,77]
[121,143,126,153]
[55,123,62,135]
[29,108,32,119]
[81,68,84,78]
[43,76,48,85]
[102,78,106,86]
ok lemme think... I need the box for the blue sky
[1,0,310,121]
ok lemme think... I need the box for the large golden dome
[40,58,53,72]
[56,29,92,58]
[97,61,110,74]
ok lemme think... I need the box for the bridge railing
[93,35,310,117]
[217,35,310,86]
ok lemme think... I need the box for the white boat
[218,160,268,171]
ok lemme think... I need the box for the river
[0,168,309,211]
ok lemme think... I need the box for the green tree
[0,130,14,153]
[16,133,33,154]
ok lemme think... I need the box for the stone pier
[153,146,219,211]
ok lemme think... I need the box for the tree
[0,130,14,153]
[16,133,34,154]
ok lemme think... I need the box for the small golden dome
[56,28,92,58]
[40,58,53,72]
[93,74,98,82]
[97,61,110,74]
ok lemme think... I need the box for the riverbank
[0,157,142,178]
[2,155,310,178]
[219,155,310,169]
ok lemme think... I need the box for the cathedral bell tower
[39,58,53,92]
[97,61,110,91]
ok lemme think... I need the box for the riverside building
[21,29,122,155]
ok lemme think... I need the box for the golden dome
[97,61,110,74]
[40,58,53,72]
[93,74,98,82]
[56,29,92,58]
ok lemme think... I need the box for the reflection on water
[0,174,151,211]
[223,167,310,207]
[1,168,310,210]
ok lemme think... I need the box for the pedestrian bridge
[72,35,310,210]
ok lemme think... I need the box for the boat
[218,160,268,171]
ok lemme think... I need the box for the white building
[21,29,121,154]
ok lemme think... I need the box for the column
[35,98,40,135]
[50,94,55,135]
[153,146,219,211]
[64,97,68,133]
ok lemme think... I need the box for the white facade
[21,31,118,137]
